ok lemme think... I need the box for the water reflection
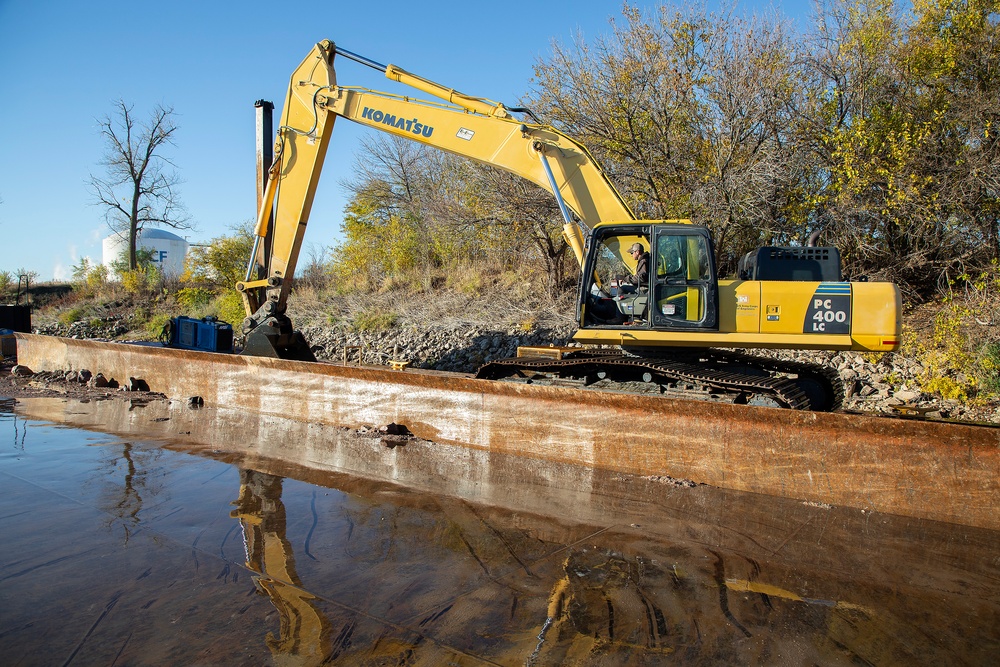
[95,441,163,543]
[219,462,1000,666]
[2,397,26,451]
[3,397,1000,665]
[231,469,332,665]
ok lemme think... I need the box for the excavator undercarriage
[475,347,845,411]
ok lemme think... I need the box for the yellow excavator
[237,40,901,411]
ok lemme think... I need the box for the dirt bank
[0,357,167,404]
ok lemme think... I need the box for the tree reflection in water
[94,440,163,544]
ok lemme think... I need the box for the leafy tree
[296,243,334,290]
[327,0,999,295]
[176,222,256,326]
[89,100,190,271]
[70,257,108,294]
[688,9,805,267]
[460,164,574,292]
[528,3,810,273]
[334,135,475,290]
[106,247,161,294]
[797,0,911,279]
[71,257,94,283]
[905,0,1000,266]
[796,0,1000,287]
[333,131,574,293]
[528,4,708,220]
[109,247,157,277]
[183,220,255,287]
[15,268,38,285]
[333,178,421,289]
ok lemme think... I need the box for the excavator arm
[237,40,633,359]
[318,84,636,244]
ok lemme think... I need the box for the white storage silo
[102,228,189,277]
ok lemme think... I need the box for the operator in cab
[623,242,650,292]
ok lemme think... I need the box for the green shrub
[907,304,978,401]
[210,292,247,330]
[907,266,1000,403]
[183,222,254,287]
[58,307,87,325]
[146,313,174,339]
[176,287,214,312]
[86,264,109,292]
[131,305,151,325]
[120,268,160,294]
[978,342,1000,396]
[352,309,398,332]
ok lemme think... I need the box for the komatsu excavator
[238,40,901,411]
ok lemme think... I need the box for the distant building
[102,228,189,277]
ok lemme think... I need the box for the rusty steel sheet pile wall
[14,333,1000,529]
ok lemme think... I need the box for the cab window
[652,233,714,327]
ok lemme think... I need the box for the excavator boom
[236,42,337,360]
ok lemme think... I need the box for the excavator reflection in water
[230,469,333,665]
[95,437,164,546]
[521,549,923,666]
[229,468,457,665]
[227,468,944,665]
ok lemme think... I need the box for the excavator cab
[581,222,719,331]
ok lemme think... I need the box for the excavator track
[475,349,845,411]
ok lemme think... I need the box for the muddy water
[1,397,998,666]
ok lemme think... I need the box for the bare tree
[89,100,190,271]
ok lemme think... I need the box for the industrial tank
[102,228,189,277]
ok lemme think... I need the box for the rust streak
[14,333,1000,530]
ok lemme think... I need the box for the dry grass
[286,271,576,333]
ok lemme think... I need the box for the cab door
[650,226,718,330]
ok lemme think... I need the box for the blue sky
[0,0,814,282]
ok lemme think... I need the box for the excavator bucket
[241,317,317,362]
